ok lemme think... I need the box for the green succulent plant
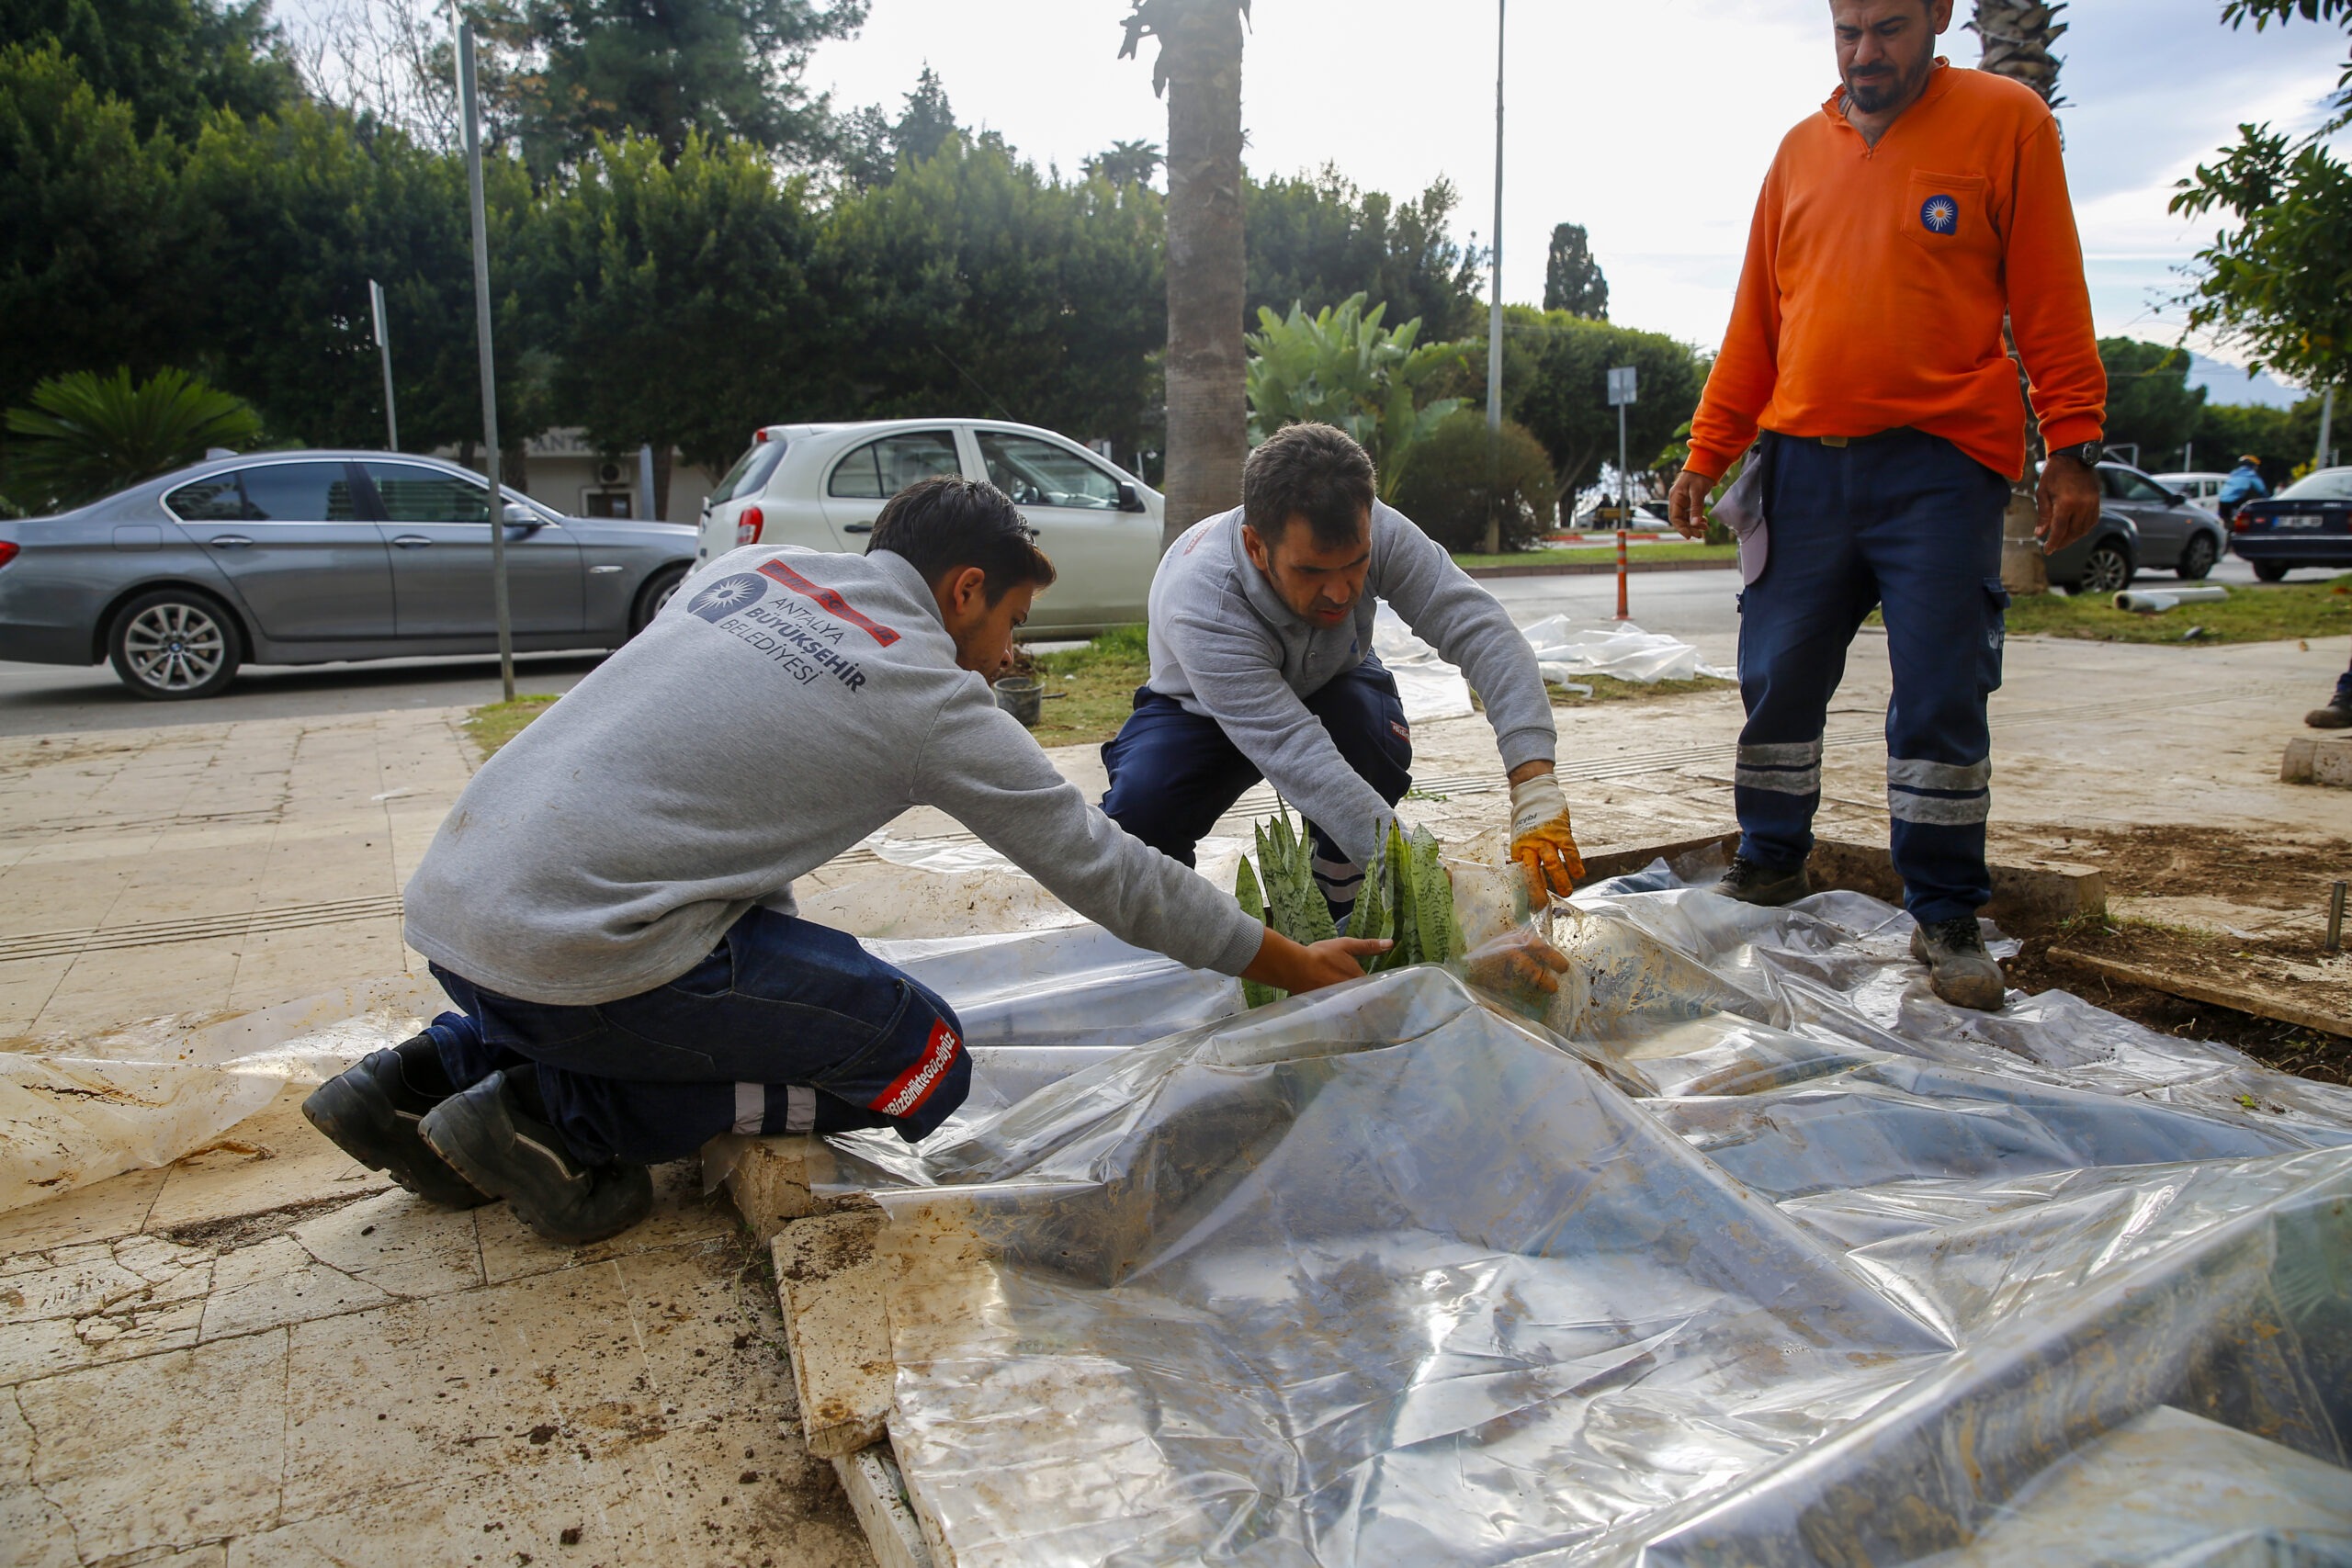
[1236,807,1453,1007]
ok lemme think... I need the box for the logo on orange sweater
[1919,194,1960,235]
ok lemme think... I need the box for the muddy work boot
[2306,698,2352,729]
[302,1037,492,1209]
[1715,853,1814,908]
[419,1071,652,1246]
[1910,917,2007,1011]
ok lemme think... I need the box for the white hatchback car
[695,419,1165,636]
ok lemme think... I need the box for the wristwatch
[2050,439,2103,468]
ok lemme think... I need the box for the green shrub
[1386,410,1557,552]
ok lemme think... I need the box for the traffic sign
[1607,366,1638,406]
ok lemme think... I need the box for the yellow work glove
[1509,772,1585,900]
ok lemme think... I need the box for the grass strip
[464,693,563,760]
[1999,572,2352,644]
[1024,625,1150,748]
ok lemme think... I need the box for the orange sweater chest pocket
[1901,170,1997,261]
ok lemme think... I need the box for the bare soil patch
[1988,822,2352,1081]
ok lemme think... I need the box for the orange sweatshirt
[1686,62,2106,482]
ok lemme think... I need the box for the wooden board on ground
[2047,944,2352,1041]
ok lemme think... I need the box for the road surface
[0,558,2267,737]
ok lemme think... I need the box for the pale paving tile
[285,1189,484,1301]
[0,958,73,1033]
[200,1235,397,1343]
[225,919,410,1014]
[475,1160,735,1287]
[33,942,244,1042]
[143,1086,392,1236]
[2,1385,80,1568]
[16,1328,289,1561]
[0,1167,166,1255]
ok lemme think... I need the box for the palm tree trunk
[1153,2,1248,550]
[1973,2,2070,595]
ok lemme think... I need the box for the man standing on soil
[304,478,1386,1246]
[1666,0,2106,1010]
[1102,422,1586,923]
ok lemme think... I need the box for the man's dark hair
[866,475,1057,603]
[1242,423,1378,548]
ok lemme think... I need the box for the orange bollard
[1615,525,1630,620]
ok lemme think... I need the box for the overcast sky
[808,0,2347,396]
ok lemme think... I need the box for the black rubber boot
[1716,853,1814,908]
[2306,699,2352,730]
[1910,917,2007,1011]
[418,1071,653,1246]
[301,1037,492,1209]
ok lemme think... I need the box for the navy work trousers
[1099,656,1412,920]
[1735,429,2012,924]
[422,907,967,1166]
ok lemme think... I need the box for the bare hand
[1462,926,1573,999]
[2037,456,2100,554]
[1242,932,1392,996]
[1668,468,1718,540]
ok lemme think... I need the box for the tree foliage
[1244,293,1471,501]
[6,367,262,510]
[1541,222,1607,319]
[2171,126,2352,394]
[478,0,865,176]
[2098,338,2208,464]
[1385,411,1556,554]
[0,0,296,139]
[1478,308,1710,505]
[1246,166,1483,342]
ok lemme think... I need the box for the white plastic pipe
[2115,587,2230,613]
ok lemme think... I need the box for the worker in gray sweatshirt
[300,477,1387,1246]
[1102,422,1586,921]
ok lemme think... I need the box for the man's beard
[1845,54,1929,113]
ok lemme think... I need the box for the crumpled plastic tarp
[1520,613,1736,687]
[810,866,2352,1567]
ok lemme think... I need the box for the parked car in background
[2151,470,2230,513]
[2043,506,2142,596]
[2229,466,2352,581]
[698,419,1164,636]
[0,451,696,699]
[2094,462,2227,579]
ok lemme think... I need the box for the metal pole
[1483,0,1505,556]
[2320,384,2337,473]
[639,443,657,523]
[2329,880,2346,954]
[1615,401,1630,621]
[456,17,515,703]
[368,279,399,452]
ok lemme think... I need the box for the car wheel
[2176,535,2218,581]
[2252,560,2290,583]
[107,588,242,700]
[629,564,689,637]
[2077,542,2133,597]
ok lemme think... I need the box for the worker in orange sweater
[1667,0,2105,1011]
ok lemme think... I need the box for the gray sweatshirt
[404,546,1268,1006]
[1148,502,1557,864]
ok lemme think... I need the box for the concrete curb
[1460,557,1736,581]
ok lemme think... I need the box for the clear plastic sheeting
[1520,614,1736,687]
[0,976,446,1213]
[825,871,2352,1566]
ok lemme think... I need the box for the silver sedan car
[0,450,696,699]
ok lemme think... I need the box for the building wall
[436,431,715,525]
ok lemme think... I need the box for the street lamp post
[1484,0,1505,557]
[368,279,399,452]
[455,15,516,703]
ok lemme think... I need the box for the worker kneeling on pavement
[303,477,1387,1246]
[1668,0,2107,1010]
[1102,421,1587,923]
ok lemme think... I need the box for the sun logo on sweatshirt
[1919,194,1960,235]
[686,572,768,624]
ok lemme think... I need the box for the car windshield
[2277,469,2352,501]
